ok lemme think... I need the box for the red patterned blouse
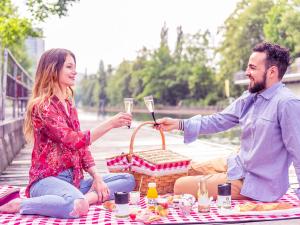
[25,95,95,197]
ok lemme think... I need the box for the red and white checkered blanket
[0,186,300,224]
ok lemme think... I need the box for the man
[157,42,300,202]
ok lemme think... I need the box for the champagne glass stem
[151,112,158,125]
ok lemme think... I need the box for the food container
[114,192,129,218]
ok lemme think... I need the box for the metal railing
[0,48,33,121]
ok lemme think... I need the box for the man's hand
[90,174,110,203]
[155,117,180,131]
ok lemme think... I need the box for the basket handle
[129,121,166,155]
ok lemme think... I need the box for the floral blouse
[25,95,95,197]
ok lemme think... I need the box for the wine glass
[143,95,158,125]
[124,98,133,128]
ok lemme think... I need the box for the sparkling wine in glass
[144,95,158,125]
[124,98,133,128]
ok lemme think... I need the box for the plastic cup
[129,191,140,205]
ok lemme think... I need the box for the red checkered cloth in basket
[1,185,300,224]
[131,155,190,176]
[106,155,131,171]
[106,155,190,176]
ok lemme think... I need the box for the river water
[78,109,241,148]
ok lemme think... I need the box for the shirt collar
[51,95,60,103]
[257,82,284,100]
[52,95,72,104]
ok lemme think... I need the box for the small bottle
[197,177,210,213]
[114,192,129,218]
[217,183,231,209]
[147,182,158,211]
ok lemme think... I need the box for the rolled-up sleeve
[81,147,96,170]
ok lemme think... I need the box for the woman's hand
[155,117,180,131]
[90,112,132,144]
[108,112,132,128]
[90,174,110,203]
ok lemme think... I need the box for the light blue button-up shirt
[183,82,300,202]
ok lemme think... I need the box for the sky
[16,0,239,74]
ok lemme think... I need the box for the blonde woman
[0,49,135,218]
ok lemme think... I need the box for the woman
[0,49,135,218]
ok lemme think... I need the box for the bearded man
[157,42,300,202]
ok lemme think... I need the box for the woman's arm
[35,103,131,150]
[90,112,132,143]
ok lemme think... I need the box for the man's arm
[157,94,245,144]
[279,98,300,199]
[183,97,243,143]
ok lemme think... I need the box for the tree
[182,30,217,105]
[174,26,184,60]
[217,0,274,97]
[26,0,79,21]
[140,44,174,103]
[98,60,107,112]
[103,25,217,106]
[98,60,107,114]
[1,0,79,71]
[130,47,150,100]
[264,0,300,57]
[160,22,169,47]
[106,60,133,105]
[0,0,39,70]
[78,75,99,107]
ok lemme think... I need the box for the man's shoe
[0,187,20,207]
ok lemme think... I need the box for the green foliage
[77,74,99,107]
[0,0,39,70]
[106,60,133,104]
[78,0,300,109]
[103,27,216,107]
[98,60,107,103]
[26,0,79,22]
[217,0,274,97]
[264,0,300,57]
[0,0,78,72]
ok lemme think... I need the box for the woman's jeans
[19,169,135,218]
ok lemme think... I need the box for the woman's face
[58,54,77,88]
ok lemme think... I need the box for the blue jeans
[20,169,135,218]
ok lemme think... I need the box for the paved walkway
[0,111,299,224]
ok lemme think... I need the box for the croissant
[239,202,293,212]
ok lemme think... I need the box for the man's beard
[248,71,267,93]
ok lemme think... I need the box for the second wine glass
[143,95,158,125]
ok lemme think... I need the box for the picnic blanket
[0,185,300,224]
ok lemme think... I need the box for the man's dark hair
[253,42,291,79]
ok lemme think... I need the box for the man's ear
[268,66,279,80]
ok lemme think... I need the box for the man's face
[245,52,268,93]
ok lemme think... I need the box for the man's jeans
[20,169,135,218]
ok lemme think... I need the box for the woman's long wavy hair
[24,48,76,143]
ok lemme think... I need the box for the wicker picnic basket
[106,121,191,195]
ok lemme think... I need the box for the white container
[129,191,140,205]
